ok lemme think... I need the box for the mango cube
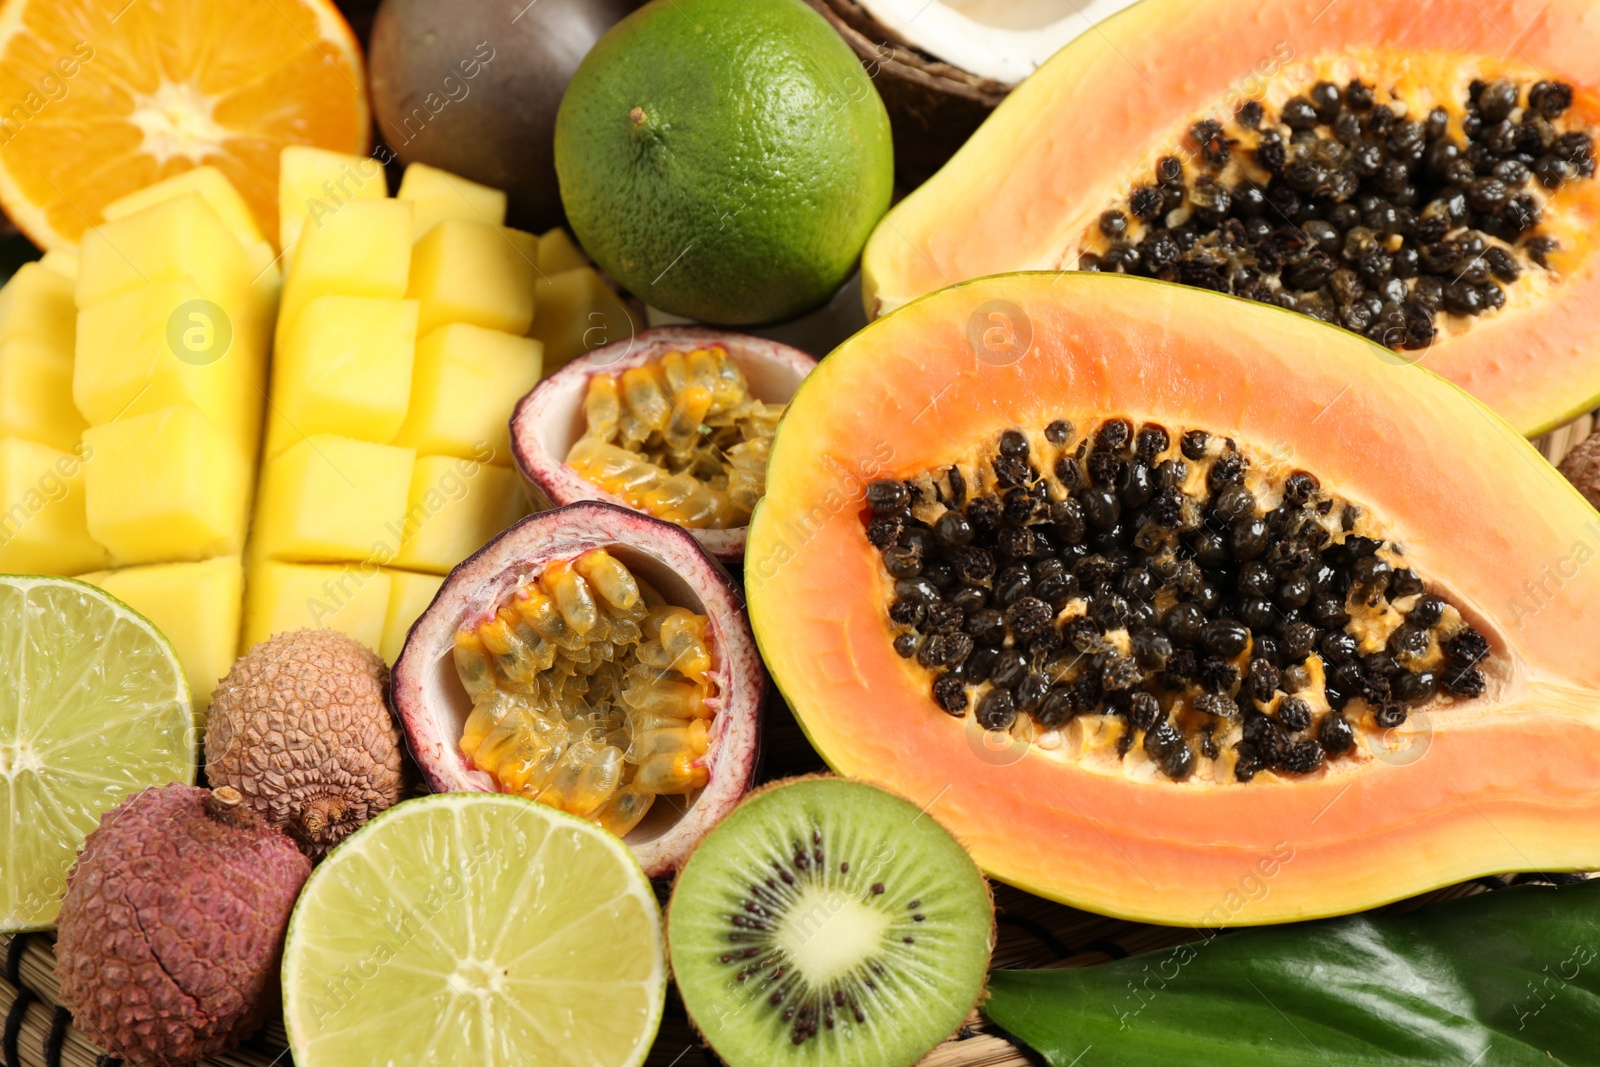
[398,162,507,236]
[269,295,418,455]
[407,219,536,336]
[86,556,243,714]
[243,560,391,653]
[391,457,527,574]
[77,194,254,309]
[0,338,85,451]
[0,437,107,575]
[503,227,542,271]
[529,267,638,372]
[381,568,444,663]
[74,277,264,451]
[82,405,252,564]
[0,262,76,353]
[537,228,589,275]
[277,199,413,341]
[392,323,542,464]
[279,146,389,258]
[103,166,266,249]
[38,250,78,281]
[252,436,415,564]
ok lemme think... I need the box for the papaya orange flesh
[747,272,1600,926]
[860,0,1600,437]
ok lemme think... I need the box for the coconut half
[391,501,766,877]
[511,325,817,560]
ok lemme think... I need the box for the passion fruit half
[511,325,816,559]
[391,500,765,876]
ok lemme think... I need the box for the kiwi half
[667,776,993,1066]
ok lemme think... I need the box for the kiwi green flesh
[667,777,993,1067]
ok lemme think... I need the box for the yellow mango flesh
[528,267,637,372]
[76,194,256,309]
[269,294,418,456]
[252,435,415,564]
[84,556,243,716]
[73,276,265,454]
[0,436,106,575]
[0,262,76,353]
[398,162,508,236]
[242,560,391,653]
[392,323,542,465]
[277,198,413,344]
[103,165,266,249]
[0,338,84,451]
[82,404,252,565]
[407,219,535,336]
[537,228,590,275]
[381,568,444,663]
[390,457,527,574]
[278,146,388,256]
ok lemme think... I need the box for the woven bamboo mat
[1,415,1592,1067]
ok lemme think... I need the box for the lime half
[0,575,195,931]
[283,792,667,1067]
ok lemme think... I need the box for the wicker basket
[2,416,1592,1067]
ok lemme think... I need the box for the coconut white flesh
[858,0,1143,85]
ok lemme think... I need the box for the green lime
[555,0,893,325]
[0,575,195,932]
[282,792,667,1067]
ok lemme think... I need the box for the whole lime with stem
[555,0,894,325]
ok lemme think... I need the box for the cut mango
[73,277,264,452]
[391,457,527,575]
[269,295,419,455]
[380,568,444,663]
[38,250,77,281]
[252,435,415,564]
[0,338,84,451]
[277,198,413,342]
[76,194,253,309]
[0,262,75,353]
[82,405,252,565]
[407,219,536,336]
[528,267,637,373]
[398,162,508,236]
[392,323,542,465]
[84,556,243,715]
[103,166,266,250]
[243,560,392,653]
[537,228,590,276]
[0,437,106,575]
[279,146,389,257]
[504,227,542,272]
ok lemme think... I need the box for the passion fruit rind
[512,326,817,560]
[870,416,1495,784]
[1079,74,1594,350]
[392,500,766,877]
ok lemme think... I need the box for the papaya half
[747,272,1600,925]
[860,0,1600,437]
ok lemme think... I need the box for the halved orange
[0,0,370,251]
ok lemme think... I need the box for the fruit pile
[5,0,1600,1066]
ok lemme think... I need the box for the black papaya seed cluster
[1081,77,1592,349]
[867,418,1494,783]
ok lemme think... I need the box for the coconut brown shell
[1557,431,1600,510]
[804,0,1010,188]
[205,629,404,858]
[55,785,310,1067]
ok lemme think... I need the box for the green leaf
[985,881,1600,1066]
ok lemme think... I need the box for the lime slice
[0,575,195,932]
[282,792,667,1067]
